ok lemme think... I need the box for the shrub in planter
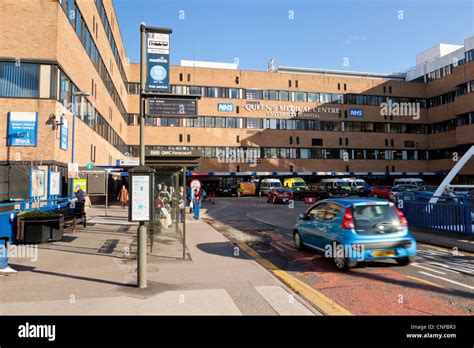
[17,211,64,243]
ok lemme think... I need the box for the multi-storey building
[1,0,473,200]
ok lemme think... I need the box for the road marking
[412,263,446,274]
[418,271,474,290]
[271,243,286,253]
[423,262,460,274]
[404,275,446,289]
[236,241,351,316]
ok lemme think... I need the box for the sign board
[60,117,68,150]
[7,112,38,147]
[349,109,364,117]
[218,103,234,112]
[68,163,79,179]
[148,98,197,117]
[49,171,61,196]
[30,169,46,198]
[86,162,94,169]
[146,149,201,157]
[145,30,171,92]
[130,175,151,221]
[116,158,140,167]
[190,179,201,191]
[73,178,87,192]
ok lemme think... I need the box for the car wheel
[396,257,413,266]
[293,231,305,250]
[333,244,357,271]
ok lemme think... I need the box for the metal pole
[182,166,186,259]
[105,173,108,216]
[137,24,147,288]
[70,96,76,197]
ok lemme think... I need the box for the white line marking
[412,263,446,274]
[423,262,460,274]
[418,271,474,290]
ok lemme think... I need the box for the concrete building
[1,0,474,200]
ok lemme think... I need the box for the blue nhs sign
[349,109,364,117]
[217,103,234,112]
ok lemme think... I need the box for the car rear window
[270,182,282,187]
[352,205,403,234]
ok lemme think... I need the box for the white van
[342,178,367,190]
[321,178,351,191]
[259,178,283,196]
[393,178,425,187]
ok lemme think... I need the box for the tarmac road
[203,196,474,315]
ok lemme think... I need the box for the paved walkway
[0,205,317,315]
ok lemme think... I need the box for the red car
[369,186,392,199]
[267,188,293,204]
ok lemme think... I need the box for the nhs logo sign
[218,103,234,112]
[349,109,364,117]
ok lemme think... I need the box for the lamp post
[70,90,90,197]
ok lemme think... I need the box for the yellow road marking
[236,241,352,316]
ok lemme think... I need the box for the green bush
[18,210,62,218]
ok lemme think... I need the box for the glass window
[308,92,319,103]
[215,117,224,128]
[245,89,263,100]
[204,116,215,128]
[245,118,262,129]
[320,93,331,103]
[331,94,343,104]
[295,92,307,102]
[229,88,239,99]
[226,117,237,128]
[279,90,289,101]
[265,90,279,100]
[189,86,201,95]
[0,62,40,98]
[207,87,220,98]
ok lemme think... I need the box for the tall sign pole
[138,24,172,288]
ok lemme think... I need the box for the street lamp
[70,90,91,196]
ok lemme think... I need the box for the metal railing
[0,197,75,242]
[401,199,473,235]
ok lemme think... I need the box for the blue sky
[114,0,474,73]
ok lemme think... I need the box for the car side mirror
[299,213,308,220]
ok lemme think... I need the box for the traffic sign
[86,162,94,169]
[190,179,201,191]
[68,163,79,179]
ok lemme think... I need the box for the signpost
[148,98,197,117]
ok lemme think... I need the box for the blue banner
[146,53,170,91]
[60,117,68,150]
[7,112,38,146]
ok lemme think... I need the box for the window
[338,83,341,90]
[189,86,201,95]
[245,89,262,100]
[308,92,319,103]
[245,118,263,129]
[404,140,414,148]
[296,136,300,145]
[295,92,307,102]
[320,93,331,103]
[187,134,191,142]
[179,73,183,81]
[0,62,40,98]
[228,88,239,99]
[226,117,238,128]
[308,203,328,221]
[265,90,279,100]
[289,136,293,145]
[207,87,220,98]
[312,138,323,146]
[279,90,289,101]
[343,83,347,91]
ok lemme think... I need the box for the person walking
[193,187,201,220]
[117,185,129,209]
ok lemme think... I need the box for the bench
[55,202,87,233]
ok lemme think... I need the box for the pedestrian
[210,184,216,205]
[193,187,201,220]
[0,238,16,275]
[74,185,85,203]
[117,185,129,209]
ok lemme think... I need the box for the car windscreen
[336,181,349,187]
[293,182,306,187]
[352,205,403,234]
[270,182,282,187]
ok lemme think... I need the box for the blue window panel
[0,62,39,98]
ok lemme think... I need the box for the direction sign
[148,98,197,117]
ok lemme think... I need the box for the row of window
[128,114,474,134]
[59,0,127,123]
[94,0,128,84]
[58,67,127,154]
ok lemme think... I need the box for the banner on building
[144,28,171,93]
[60,117,68,150]
[7,112,38,147]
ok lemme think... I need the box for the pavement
[0,205,318,315]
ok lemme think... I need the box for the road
[202,196,474,315]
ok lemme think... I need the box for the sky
[114,0,474,73]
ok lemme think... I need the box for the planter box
[17,215,64,243]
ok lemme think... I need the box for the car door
[320,203,344,246]
[299,203,328,249]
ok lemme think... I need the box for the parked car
[293,198,417,271]
[356,185,373,197]
[343,178,368,192]
[389,184,421,201]
[369,186,392,199]
[283,177,306,190]
[267,188,293,204]
[393,178,425,187]
[321,178,351,191]
[216,184,236,196]
[259,178,283,196]
[292,183,349,201]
